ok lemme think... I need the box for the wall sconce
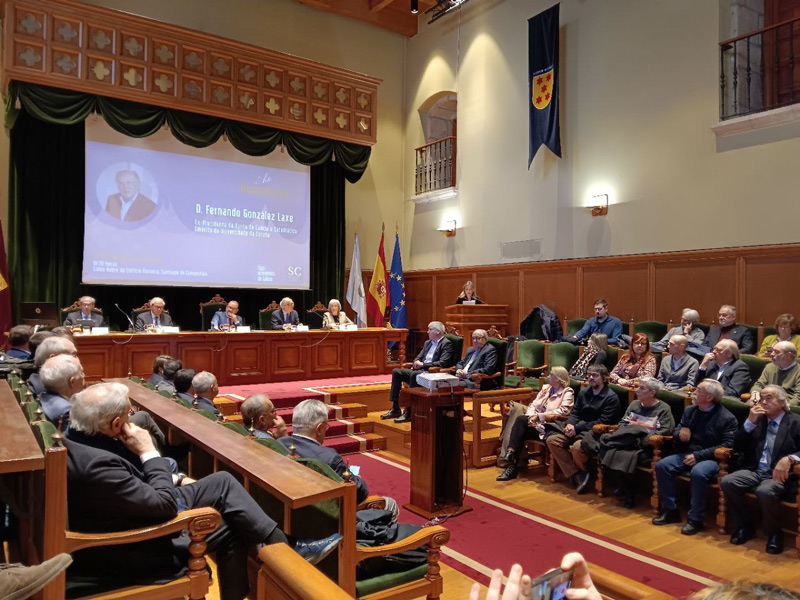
[588,194,608,217]
[411,0,418,13]
[437,219,457,237]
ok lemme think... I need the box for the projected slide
[83,124,310,289]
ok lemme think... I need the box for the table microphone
[115,303,136,332]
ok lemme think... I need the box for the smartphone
[530,568,573,600]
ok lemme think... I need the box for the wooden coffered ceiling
[294,0,438,37]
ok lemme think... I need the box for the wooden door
[764,0,800,107]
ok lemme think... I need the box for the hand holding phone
[530,568,573,600]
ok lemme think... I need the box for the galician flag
[345,234,367,328]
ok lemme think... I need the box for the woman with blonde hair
[456,280,483,304]
[570,333,609,380]
[496,366,574,481]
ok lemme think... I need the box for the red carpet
[355,453,720,597]
[219,374,391,407]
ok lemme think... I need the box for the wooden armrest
[401,362,414,368]
[66,507,222,553]
[647,435,673,448]
[428,366,456,374]
[714,447,733,461]
[355,525,450,561]
[593,424,618,435]
[258,543,354,600]
[544,413,569,423]
[516,365,548,376]
[357,495,386,511]
[507,360,517,369]
[471,371,501,382]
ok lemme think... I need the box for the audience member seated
[0,553,73,599]
[657,334,699,390]
[566,298,623,346]
[321,298,353,330]
[173,368,197,406]
[210,300,243,330]
[569,333,608,381]
[544,365,620,489]
[28,330,54,359]
[750,341,800,406]
[148,354,174,386]
[608,333,656,387]
[39,354,85,429]
[697,340,750,398]
[241,393,287,439]
[63,296,104,327]
[63,382,342,600]
[271,297,300,330]
[50,326,75,340]
[721,385,800,555]
[455,329,499,389]
[154,359,182,395]
[455,280,483,304]
[496,367,574,480]
[650,308,705,353]
[279,399,372,504]
[702,304,755,355]
[586,378,674,508]
[653,379,737,535]
[191,371,222,416]
[382,321,454,422]
[135,296,173,331]
[28,336,78,396]
[758,313,800,359]
[6,325,33,359]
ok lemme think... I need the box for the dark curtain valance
[5,81,371,182]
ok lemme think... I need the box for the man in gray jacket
[657,335,699,391]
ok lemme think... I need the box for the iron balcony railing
[720,15,800,120]
[414,136,456,195]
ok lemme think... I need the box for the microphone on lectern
[115,303,136,332]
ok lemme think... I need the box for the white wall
[403,0,800,270]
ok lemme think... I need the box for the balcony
[414,136,456,198]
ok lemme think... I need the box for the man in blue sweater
[568,299,624,346]
[652,378,738,535]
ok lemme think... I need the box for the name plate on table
[343,324,358,331]
[161,326,180,333]
[296,325,309,332]
[89,327,110,335]
[236,326,252,333]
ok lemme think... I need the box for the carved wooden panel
[175,342,219,375]
[475,271,520,333]
[125,342,173,380]
[225,340,266,379]
[312,338,345,375]
[76,345,115,382]
[522,268,577,324]
[403,276,433,331]
[272,340,307,378]
[3,0,380,145]
[350,338,380,371]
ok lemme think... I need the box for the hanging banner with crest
[528,3,562,167]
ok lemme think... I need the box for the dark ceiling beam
[294,0,420,37]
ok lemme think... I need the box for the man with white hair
[135,297,173,331]
[271,297,300,330]
[382,321,454,421]
[697,339,750,398]
[241,393,287,439]
[63,296,104,327]
[454,329,498,389]
[27,336,78,396]
[39,354,85,429]
[656,335,699,390]
[63,383,342,598]
[650,309,705,353]
[702,304,755,355]
[750,341,800,406]
[191,371,221,416]
[721,385,800,554]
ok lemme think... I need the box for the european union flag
[528,3,561,167]
[388,233,406,330]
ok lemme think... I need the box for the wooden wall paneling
[434,272,470,323]
[124,341,173,380]
[521,269,578,327]
[653,258,738,325]
[349,335,380,372]
[403,275,433,331]
[78,344,115,382]
[271,339,307,380]
[175,340,221,380]
[581,262,650,325]
[224,338,267,382]
[743,255,800,325]
[474,271,520,334]
[312,336,346,376]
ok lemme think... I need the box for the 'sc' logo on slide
[532,68,554,110]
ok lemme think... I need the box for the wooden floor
[206,448,799,599]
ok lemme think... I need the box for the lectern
[444,303,510,337]
[400,387,473,519]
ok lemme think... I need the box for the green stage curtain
[5,81,359,327]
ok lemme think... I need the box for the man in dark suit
[173,368,197,407]
[63,296,105,327]
[703,304,755,355]
[105,170,156,222]
[455,328,498,389]
[278,399,371,504]
[6,325,33,359]
[39,354,85,429]
[271,297,300,330]
[154,359,182,396]
[190,371,222,416]
[697,339,751,398]
[135,297,174,331]
[382,321,455,422]
[241,393,287,440]
[210,300,243,330]
[63,382,342,600]
[147,355,174,387]
[721,385,800,554]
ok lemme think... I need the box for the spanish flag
[366,229,389,327]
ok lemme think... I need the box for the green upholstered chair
[444,333,464,363]
[602,346,619,373]
[221,421,251,436]
[474,337,508,389]
[199,294,227,331]
[195,409,218,421]
[252,436,290,455]
[143,382,156,390]
[21,400,40,423]
[258,300,281,330]
[655,389,689,426]
[59,300,107,327]
[696,322,711,336]
[740,323,759,354]
[566,318,587,337]
[608,383,634,415]
[506,339,547,390]
[547,342,580,373]
[305,302,327,329]
[739,354,769,401]
[174,395,193,409]
[633,321,668,343]
[158,389,173,399]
